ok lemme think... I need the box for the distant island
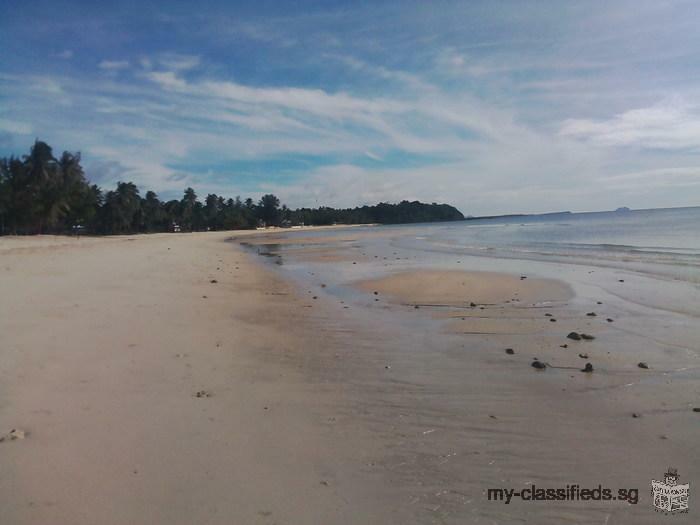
[465,211,572,220]
[0,141,464,235]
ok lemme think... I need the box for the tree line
[0,141,464,235]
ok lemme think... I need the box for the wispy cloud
[154,53,201,71]
[53,49,74,60]
[561,98,700,150]
[0,119,32,135]
[98,60,130,71]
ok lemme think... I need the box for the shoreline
[1,230,698,524]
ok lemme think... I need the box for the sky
[1,0,700,215]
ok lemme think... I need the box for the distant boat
[615,207,631,213]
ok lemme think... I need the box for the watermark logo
[651,468,689,514]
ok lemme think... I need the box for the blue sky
[1,0,700,214]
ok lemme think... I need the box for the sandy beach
[1,229,698,524]
[0,232,401,524]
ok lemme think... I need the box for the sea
[390,206,700,284]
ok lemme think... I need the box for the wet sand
[1,229,698,524]
[236,226,700,524]
[356,269,573,306]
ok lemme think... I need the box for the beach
[1,222,698,524]
[0,232,402,524]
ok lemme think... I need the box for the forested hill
[0,141,464,235]
[291,202,463,226]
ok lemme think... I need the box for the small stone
[505,348,515,355]
[550,318,557,322]
[638,362,649,369]
[607,318,614,322]
[545,313,552,317]
[596,301,603,305]
[373,291,379,295]
[210,279,218,283]
[586,312,597,317]
[618,279,625,283]
[520,276,527,280]
[581,363,594,373]
[578,353,589,359]
[560,344,568,348]
[693,408,700,413]
[632,412,640,418]
[470,302,477,307]
[531,360,547,370]
[567,332,582,341]
[0,429,27,442]
[414,305,420,309]
[580,333,595,340]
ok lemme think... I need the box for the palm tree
[24,140,62,233]
[142,190,164,232]
[180,187,198,231]
[102,182,141,234]
[257,194,280,226]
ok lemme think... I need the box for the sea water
[388,206,700,284]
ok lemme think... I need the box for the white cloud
[157,53,200,71]
[0,119,32,134]
[145,71,187,90]
[30,77,63,94]
[98,60,130,71]
[560,98,700,150]
[53,50,73,60]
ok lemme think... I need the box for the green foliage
[290,200,464,225]
[0,141,464,236]
[257,193,280,226]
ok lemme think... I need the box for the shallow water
[245,207,700,317]
[247,206,700,281]
[396,206,700,284]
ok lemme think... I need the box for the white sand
[0,233,394,524]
